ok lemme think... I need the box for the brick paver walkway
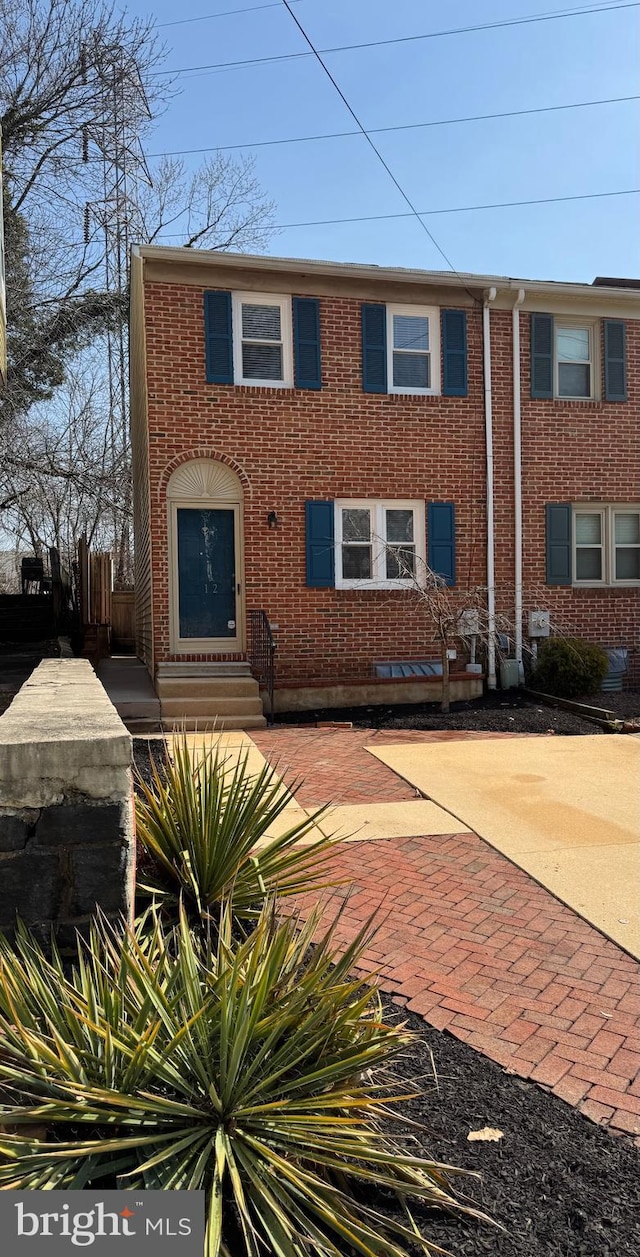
[252,727,519,807]
[254,729,640,1136]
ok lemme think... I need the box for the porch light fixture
[267,510,279,529]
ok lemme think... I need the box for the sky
[124,0,638,279]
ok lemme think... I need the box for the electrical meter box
[528,610,551,637]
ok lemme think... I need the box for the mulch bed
[275,690,606,736]
[386,1003,640,1257]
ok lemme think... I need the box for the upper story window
[204,291,321,390]
[387,305,440,395]
[556,325,592,399]
[232,292,293,388]
[362,305,467,398]
[531,314,628,403]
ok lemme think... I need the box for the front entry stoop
[155,662,267,730]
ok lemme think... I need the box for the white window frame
[232,291,293,388]
[573,504,640,587]
[335,499,426,590]
[554,319,598,401]
[386,304,440,396]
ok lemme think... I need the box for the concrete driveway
[369,735,640,959]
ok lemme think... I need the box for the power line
[52,188,640,249]
[162,2,640,77]
[142,94,639,160]
[157,0,301,29]
[269,187,640,231]
[280,0,479,284]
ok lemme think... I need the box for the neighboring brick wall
[140,274,640,688]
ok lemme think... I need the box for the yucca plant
[135,734,337,926]
[0,907,489,1256]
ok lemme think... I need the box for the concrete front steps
[155,662,267,730]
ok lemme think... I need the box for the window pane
[386,509,414,543]
[393,314,428,351]
[242,343,283,380]
[242,303,281,341]
[615,548,640,580]
[557,327,590,362]
[342,508,370,542]
[393,351,430,389]
[342,545,372,580]
[575,548,602,580]
[615,513,640,544]
[386,545,415,579]
[575,514,602,544]
[558,362,590,397]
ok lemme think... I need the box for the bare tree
[0,0,277,582]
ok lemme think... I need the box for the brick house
[129,247,639,727]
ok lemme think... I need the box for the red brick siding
[142,281,640,687]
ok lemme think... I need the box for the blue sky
[129,0,639,280]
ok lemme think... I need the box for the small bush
[532,637,609,698]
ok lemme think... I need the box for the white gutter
[483,287,498,690]
[512,288,526,675]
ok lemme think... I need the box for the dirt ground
[274,689,627,736]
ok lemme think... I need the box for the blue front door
[177,508,237,639]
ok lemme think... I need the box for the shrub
[135,734,336,927]
[0,908,488,1256]
[532,636,609,698]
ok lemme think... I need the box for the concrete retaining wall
[0,659,135,945]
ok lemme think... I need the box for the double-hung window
[387,305,440,395]
[232,292,292,387]
[574,506,640,585]
[556,325,592,399]
[335,500,425,589]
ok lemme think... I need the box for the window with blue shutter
[604,320,627,402]
[204,291,233,384]
[545,504,572,585]
[442,310,468,396]
[427,502,456,586]
[361,304,387,393]
[305,501,335,587]
[293,297,322,389]
[531,314,554,399]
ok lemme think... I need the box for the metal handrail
[248,609,276,724]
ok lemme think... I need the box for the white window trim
[386,304,440,396]
[554,318,599,401]
[335,499,426,590]
[232,291,293,388]
[573,504,640,587]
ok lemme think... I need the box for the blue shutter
[204,291,233,384]
[361,304,387,393]
[442,309,468,396]
[604,320,627,402]
[293,297,322,389]
[546,504,572,585]
[428,502,456,586]
[305,501,335,587]
[531,313,554,399]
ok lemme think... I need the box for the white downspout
[483,287,497,689]
[512,287,526,678]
